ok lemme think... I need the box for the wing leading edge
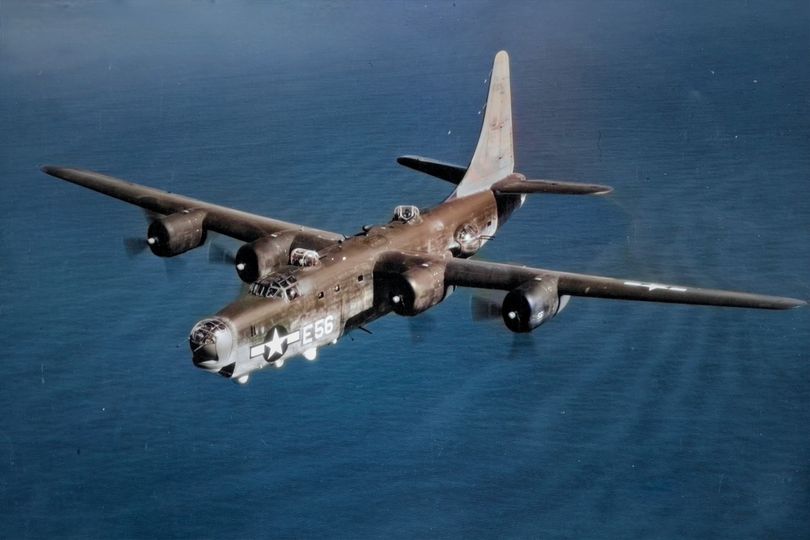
[445,258,805,310]
[42,166,343,244]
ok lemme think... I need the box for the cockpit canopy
[392,205,422,224]
[249,271,300,301]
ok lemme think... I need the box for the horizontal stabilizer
[492,174,612,195]
[397,155,467,185]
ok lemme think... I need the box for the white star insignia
[264,328,286,360]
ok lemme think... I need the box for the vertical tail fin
[453,51,515,197]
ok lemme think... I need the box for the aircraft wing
[444,258,805,310]
[42,166,343,243]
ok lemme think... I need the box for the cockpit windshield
[249,271,300,301]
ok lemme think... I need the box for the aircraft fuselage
[191,190,518,383]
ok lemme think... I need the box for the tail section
[453,50,514,197]
[398,51,613,200]
[492,174,612,195]
[396,155,466,185]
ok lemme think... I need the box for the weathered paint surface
[41,51,805,383]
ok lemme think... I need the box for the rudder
[453,51,514,197]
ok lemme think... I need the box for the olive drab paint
[43,51,805,384]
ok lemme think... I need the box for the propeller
[162,257,187,282]
[408,313,437,344]
[123,237,150,258]
[208,242,236,266]
[119,213,242,289]
[508,332,538,359]
[121,232,186,279]
[122,209,159,258]
[470,290,504,321]
[468,289,540,359]
[207,237,251,299]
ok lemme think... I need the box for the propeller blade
[208,242,236,265]
[123,237,149,258]
[163,257,187,282]
[408,313,436,344]
[508,333,538,360]
[122,208,160,258]
[467,289,539,358]
[470,291,504,321]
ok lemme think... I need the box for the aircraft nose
[189,318,234,368]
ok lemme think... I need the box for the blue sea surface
[1,1,808,538]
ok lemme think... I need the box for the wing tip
[762,296,806,309]
[41,165,75,178]
[732,295,805,310]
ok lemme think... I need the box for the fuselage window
[357,275,364,282]
[334,284,340,292]
[318,291,324,299]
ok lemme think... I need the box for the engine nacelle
[235,234,294,283]
[389,262,447,316]
[147,210,207,257]
[235,232,334,283]
[502,278,562,333]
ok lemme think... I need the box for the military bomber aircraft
[43,51,805,384]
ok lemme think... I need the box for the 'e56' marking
[301,315,335,345]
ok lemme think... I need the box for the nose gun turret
[189,318,235,375]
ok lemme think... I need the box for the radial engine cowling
[502,278,562,333]
[235,232,334,283]
[147,210,207,257]
[389,262,448,316]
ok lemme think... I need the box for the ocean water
[1,1,808,538]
